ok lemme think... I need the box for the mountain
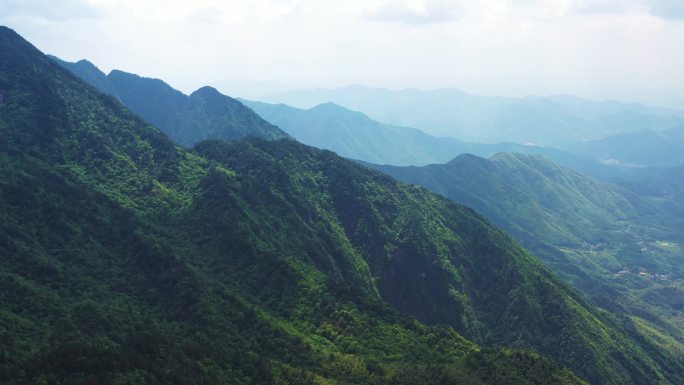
[49,57,289,147]
[376,153,684,248]
[619,165,684,208]
[242,99,463,165]
[243,99,629,177]
[2,26,591,385]
[570,127,684,168]
[53,60,649,179]
[47,55,118,97]
[260,85,684,147]
[372,153,684,361]
[2,26,682,384]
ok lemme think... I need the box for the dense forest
[0,26,682,384]
[373,152,684,358]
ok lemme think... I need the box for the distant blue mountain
[243,99,631,180]
[261,85,684,147]
[570,127,684,168]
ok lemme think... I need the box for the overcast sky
[2,0,684,107]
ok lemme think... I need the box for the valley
[370,153,684,363]
[1,8,683,384]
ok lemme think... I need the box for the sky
[2,0,684,108]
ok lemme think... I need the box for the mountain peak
[310,101,345,110]
[75,58,99,68]
[4,27,684,385]
[190,85,223,98]
[107,69,186,102]
[50,57,289,146]
[447,152,488,166]
[107,69,177,90]
[108,69,165,85]
[0,25,20,39]
[490,152,527,161]
[62,57,107,78]
[0,25,44,62]
[308,101,369,119]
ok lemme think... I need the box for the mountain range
[260,85,684,147]
[621,165,684,205]
[371,152,684,362]
[47,55,289,147]
[570,127,684,168]
[242,99,632,179]
[51,59,661,182]
[3,25,684,384]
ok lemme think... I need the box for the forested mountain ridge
[1,26,681,384]
[0,26,589,385]
[376,153,684,248]
[49,56,289,147]
[620,165,684,205]
[372,152,684,363]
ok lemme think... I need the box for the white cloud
[0,0,102,22]
[0,0,682,107]
[565,0,684,20]
[366,0,464,25]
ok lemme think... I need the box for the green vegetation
[377,153,683,248]
[620,165,684,208]
[1,26,681,384]
[373,152,684,364]
[50,57,289,147]
[53,57,637,178]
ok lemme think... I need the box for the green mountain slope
[0,26,589,385]
[1,26,681,385]
[379,153,684,246]
[621,165,684,205]
[372,153,684,361]
[49,57,289,147]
